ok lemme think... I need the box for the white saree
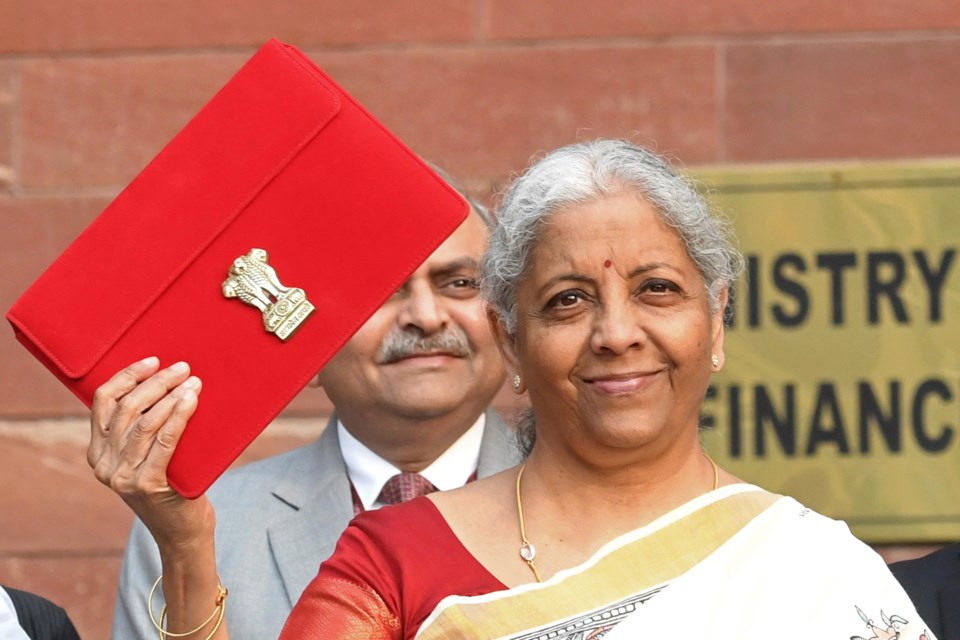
[415,484,934,640]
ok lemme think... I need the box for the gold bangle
[159,601,226,640]
[147,574,229,639]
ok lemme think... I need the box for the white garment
[605,486,936,640]
[415,485,935,640]
[0,588,30,640]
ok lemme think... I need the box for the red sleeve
[279,574,400,640]
[281,497,506,639]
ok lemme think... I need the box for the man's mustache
[377,327,471,364]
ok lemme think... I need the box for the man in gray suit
[108,199,519,639]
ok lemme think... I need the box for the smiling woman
[280,140,935,640]
[498,192,727,464]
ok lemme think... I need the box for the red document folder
[6,40,468,498]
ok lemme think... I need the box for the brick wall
[2,3,958,637]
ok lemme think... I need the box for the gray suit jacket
[111,410,519,640]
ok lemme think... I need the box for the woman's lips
[585,372,656,395]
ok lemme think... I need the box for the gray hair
[481,139,743,334]
[425,160,494,230]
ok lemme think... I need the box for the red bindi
[604,259,612,268]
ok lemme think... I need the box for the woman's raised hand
[87,357,215,549]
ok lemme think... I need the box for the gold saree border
[416,488,781,640]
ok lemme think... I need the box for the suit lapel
[266,416,356,607]
[940,585,960,639]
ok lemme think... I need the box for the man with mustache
[107,188,517,639]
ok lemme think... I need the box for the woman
[90,140,932,639]
[280,140,932,639]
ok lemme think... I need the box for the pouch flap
[7,40,341,379]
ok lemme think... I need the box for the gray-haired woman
[285,139,931,639]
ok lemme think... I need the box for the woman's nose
[589,300,644,355]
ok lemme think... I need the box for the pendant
[519,542,536,562]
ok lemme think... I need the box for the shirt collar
[338,413,486,511]
[0,587,31,640]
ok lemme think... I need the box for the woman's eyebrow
[536,272,594,297]
[628,262,669,277]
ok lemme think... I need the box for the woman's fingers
[89,357,160,467]
[141,379,202,478]
[107,361,192,441]
[116,376,202,480]
[88,359,198,492]
[91,357,160,434]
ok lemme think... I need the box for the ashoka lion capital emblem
[222,248,314,341]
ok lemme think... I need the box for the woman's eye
[641,279,677,294]
[548,290,585,308]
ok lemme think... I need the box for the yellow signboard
[695,162,960,543]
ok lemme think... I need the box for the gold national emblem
[221,248,314,341]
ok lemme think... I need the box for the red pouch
[6,39,467,498]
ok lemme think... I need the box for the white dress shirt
[0,587,29,640]
[338,414,486,511]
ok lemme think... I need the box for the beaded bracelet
[148,574,229,639]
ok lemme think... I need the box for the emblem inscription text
[222,248,314,340]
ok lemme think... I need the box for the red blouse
[280,496,508,639]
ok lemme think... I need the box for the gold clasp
[222,248,314,341]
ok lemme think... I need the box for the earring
[711,354,720,369]
[512,374,522,391]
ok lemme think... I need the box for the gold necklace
[515,453,720,583]
[515,463,543,583]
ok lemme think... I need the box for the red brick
[20,44,717,192]
[0,430,133,553]
[724,40,960,161]
[20,53,248,190]
[0,556,122,640]
[0,63,14,194]
[310,44,718,182]
[486,0,960,39]
[0,331,84,417]
[0,0,474,54]
[0,196,109,416]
